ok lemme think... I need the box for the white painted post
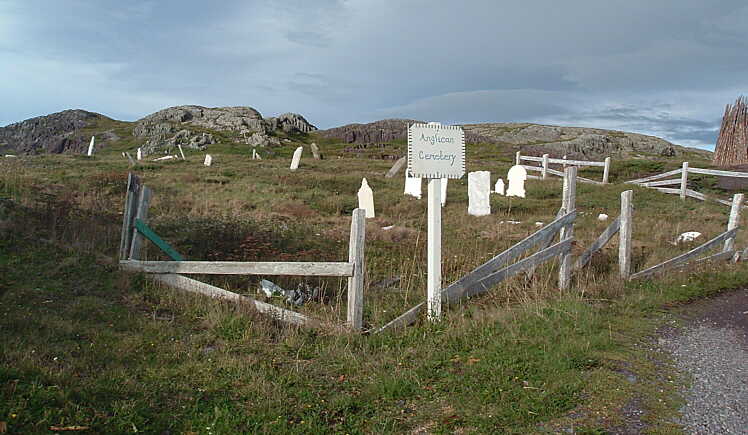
[562,155,568,170]
[515,151,521,166]
[603,157,611,184]
[427,178,442,321]
[680,162,688,200]
[724,193,744,253]
[178,145,186,160]
[542,154,549,180]
[559,167,576,290]
[347,208,366,331]
[87,136,95,156]
[619,190,633,279]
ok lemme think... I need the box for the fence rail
[516,152,611,184]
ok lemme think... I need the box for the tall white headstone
[136,148,142,160]
[290,146,303,170]
[495,178,505,195]
[87,136,95,156]
[177,145,186,160]
[441,178,448,206]
[204,154,212,166]
[404,173,422,199]
[357,178,375,218]
[506,165,527,198]
[468,171,491,216]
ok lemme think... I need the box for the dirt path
[660,289,748,434]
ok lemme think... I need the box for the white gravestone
[506,165,527,198]
[404,173,422,199]
[178,145,186,160]
[468,171,491,216]
[136,148,142,160]
[357,178,375,218]
[204,154,212,166]
[87,136,95,156]
[290,146,303,170]
[495,178,505,195]
[441,178,447,206]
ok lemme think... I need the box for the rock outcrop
[316,119,495,145]
[0,109,108,155]
[133,105,317,153]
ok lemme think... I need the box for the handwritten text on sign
[407,123,465,179]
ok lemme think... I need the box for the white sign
[407,123,465,179]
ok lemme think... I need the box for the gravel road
[660,289,748,434]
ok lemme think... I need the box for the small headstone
[506,165,527,198]
[535,222,544,227]
[441,178,448,206]
[404,173,422,199]
[386,157,407,178]
[136,148,142,160]
[204,154,212,166]
[310,142,322,160]
[87,136,95,156]
[290,146,303,170]
[358,178,375,218]
[495,178,505,195]
[597,213,609,221]
[468,171,491,216]
[154,155,177,161]
[677,231,701,243]
[178,145,186,160]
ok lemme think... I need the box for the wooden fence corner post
[119,173,140,260]
[724,193,744,253]
[619,190,633,279]
[128,185,153,260]
[515,151,521,166]
[559,167,577,290]
[680,162,689,200]
[542,154,549,180]
[603,157,611,184]
[347,208,366,331]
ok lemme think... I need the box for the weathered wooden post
[724,193,744,253]
[515,151,521,166]
[558,167,577,290]
[347,208,366,331]
[128,185,153,260]
[178,145,186,160]
[603,157,611,184]
[619,190,633,279]
[119,173,141,260]
[427,177,443,320]
[542,154,549,180]
[680,162,689,200]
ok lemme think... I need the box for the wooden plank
[151,273,318,327]
[654,187,681,195]
[619,190,633,279]
[640,178,681,187]
[680,162,688,200]
[347,208,366,331]
[385,157,406,178]
[374,238,574,334]
[602,157,611,184]
[522,165,542,172]
[548,158,606,167]
[577,176,603,185]
[685,189,707,201]
[573,216,621,271]
[133,219,185,261]
[462,238,573,299]
[625,168,683,184]
[520,155,543,162]
[129,186,152,260]
[694,250,735,264]
[559,167,576,290]
[527,175,542,180]
[630,228,738,280]
[724,194,744,252]
[525,207,565,277]
[119,260,354,276]
[688,167,748,178]
[118,173,140,260]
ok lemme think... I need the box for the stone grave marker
[468,171,491,216]
[404,173,422,199]
[495,178,505,195]
[358,178,375,218]
[136,148,142,160]
[290,146,303,170]
[178,145,186,160]
[204,154,212,166]
[386,157,407,178]
[506,165,527,198]
[310,143,322,160]
[87,136,95,156]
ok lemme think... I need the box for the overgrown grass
[0,140,745,432]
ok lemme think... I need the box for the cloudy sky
[2,1,747,149]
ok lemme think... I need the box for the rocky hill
[0,109,114,155]
[316,120,711,159]
[133,106,317,153]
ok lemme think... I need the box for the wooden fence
[516,151,611,184]
[119,173,367,331]
[373,167,579,333]
[626,163,748,208]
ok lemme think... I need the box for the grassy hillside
[0,138,745,433]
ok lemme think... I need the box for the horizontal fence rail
[120,260,355,277]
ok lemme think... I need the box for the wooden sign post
[408,122,465,321]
